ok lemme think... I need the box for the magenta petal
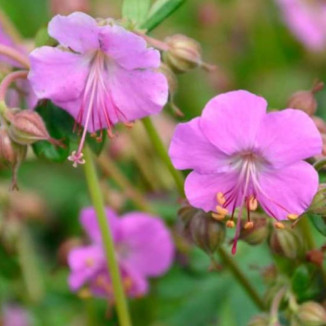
[109,67,168,122]
[99,25,161,70]
[200,90,267,155]
[257,109,322,167]
[80,207,120,243]
[118,213,174,277]
[28,47,89,103]
[169,117,230,173]
[185,171,241,212]
[49,12,99,53]
[68,245,104,290]
[257,161,319,220]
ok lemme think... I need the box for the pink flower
[2,305,30,326]
[28,12,168,167]
[276,0,326,51]
[68,207,174,299]
[169,90,322,253]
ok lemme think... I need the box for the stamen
[68,151,85,168]
[248,196,258,211]
[216,205,228,216]
[287,214,298,221]
[216,192,226,205]
[78,288,92,299]
[244,221,254,230]
[85,258,94,267]
[226,220,235,228]
[211,212,225,221]
[274,222,285,229]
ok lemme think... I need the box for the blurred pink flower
[50,0,90,15]
[28,12,168,166]
[169,90,321,253]
[68,207,174,299]
[276,0,326,51]
[2,305,30,326]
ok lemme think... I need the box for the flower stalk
[0,44,29,68]
[83,146,132,326]
[0,70,29,102]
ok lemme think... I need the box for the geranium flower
[28,12,168,167]
[276,0,326,51]
[68,207,174,299]
[169,90,322,253]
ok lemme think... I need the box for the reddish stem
[0,44,30,68]
[0,70,29,102]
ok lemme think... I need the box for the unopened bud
[163,34,213,73]
[312,116,326,134]
[7,110,59,146]
[0,127,27,165]
[309,184,326,215]
[50,0,90,15]
[293,301,326,326]
[240,218,269,245]
[269,227,304,259]
[189,210,226,254]
[287,81,324,116]
[247,313,270,326]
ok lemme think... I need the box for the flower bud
[163,34,206,73]
[309,184,326,215]
[293,301,326,326]
[287,81,324,116]
[269,227,304,260]
[0,127,27,165]
[312,116,326,134]
[189,210,226,254]
[7,110,58,146]
[247,314,270,326]
[239,217,269,245]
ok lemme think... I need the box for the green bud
[247,313,270,326]
[269,227,304,260]
[309,184,326,216]
[240,217,269,245]
[292,301,326,326]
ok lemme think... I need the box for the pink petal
[118,213,174,277]
[99,25,161,70]
[28,47,89,103]
[200,90,267,155]
[257,161,318,220]
[80,207,120,243]
[49,12,99,53]
[68,245,104,290]
[109,67,168,122]
[257,109,322,167]
[185,171,241,212]
[169,117,230,174]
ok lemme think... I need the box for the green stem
[142,117,185,197]
[313,158,326,171]
[217,247,265,310]
[83,146,132,326]
[299,217,315,250]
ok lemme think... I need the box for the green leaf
[122,0,151,25]
[309,213,326,236]
[32,101,74,162]
[142,0,186,32]
[292,265,310,296]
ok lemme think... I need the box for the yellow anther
[287,214,299,221]
[216,205,228,216]
[226,220,235,228]
[216,192,226,205]
[244,221,254,230]
[248,196,258,211]
[211,212,225,221]
[85,258,94,267]
[78,288,92,299]
[274,222,285,229]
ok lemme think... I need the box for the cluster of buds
[178,204,226,254]
[0,101,61,189]
[291,301,326,326]
[287,81,326,156]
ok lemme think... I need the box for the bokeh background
[0,0,326,325]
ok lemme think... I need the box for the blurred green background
[0,0,326,325]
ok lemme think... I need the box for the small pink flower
[169,90,322,253]
[276,0,326,51]
[68,207,174,299]
[28,12,168,167]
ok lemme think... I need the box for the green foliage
[122,0,151,25]
[309,213,326,237]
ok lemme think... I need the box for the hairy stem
[0,70,29,102]
[141,117,185,197]
[83,146,132,326]
[0,44,29,68]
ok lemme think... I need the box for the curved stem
[298,217,315,250]
[217,247,265,310]
[0,70,29,102]
[83,146,132,326]
[141,117,185,197]
[0,44,29,68]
